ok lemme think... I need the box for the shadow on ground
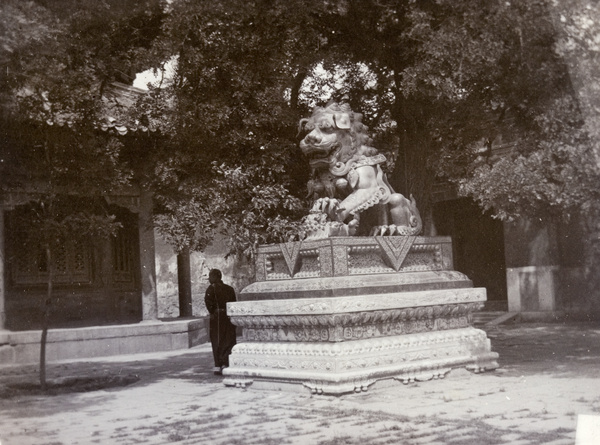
[489,322,600,378]
[0,346,218,400]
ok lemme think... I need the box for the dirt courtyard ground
[1,321,599,445]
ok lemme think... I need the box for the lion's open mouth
[300,143,332,156]
[302,141,341,168]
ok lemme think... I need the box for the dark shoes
[213,366,227,376]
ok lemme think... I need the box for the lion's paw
[370,225,389,236]
[310,197,341,218]
[370,224,418,236]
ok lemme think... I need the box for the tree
[131,0,599,255]
[306,0,600,307]
[404,0,596,222]
[132,0,327,258]
[293,1,583,224]
[1,0,165,389]
[549,0,600,226]
[2,112,130,389]
[8,0,590,284]
[8,194,121,390]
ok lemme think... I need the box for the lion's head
[298,102,375,171]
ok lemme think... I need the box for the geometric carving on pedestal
[259,237,453,281]
[280,241,302,277]
[375,236,416,271]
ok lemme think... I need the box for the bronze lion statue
[298,101,421,239]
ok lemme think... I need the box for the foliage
[5,0,600,264]
[2,0,164,122]
[10,196,122,249]
[123,0,600,259]
[460,95,599,221]
[552,0,600,218]
[152,167,217,254]
[300,1,569,216]
[434,0,599,224]
[1,0,152,247]
[133,0,324,256]
[1,0,167,389]
[212,163,304,259]
[1,0,166,191]
[290,0,598,232]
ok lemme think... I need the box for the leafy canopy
[1,0,166,249]
[4,0,599,260]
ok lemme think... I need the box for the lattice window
[112,227,135,283]
[10,237,92,285]
[55,244,68,274]
[73,240,87,272]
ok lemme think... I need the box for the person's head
[208,269,222,284]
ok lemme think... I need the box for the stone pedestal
[223,236,498,394]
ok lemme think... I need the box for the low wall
[0,318,208,365]
[506,266,559,312]
[506,265,594,319]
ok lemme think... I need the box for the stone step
[472,311,518,326]
[473,311,505,324]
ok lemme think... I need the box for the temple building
[1,189,146,330]
[0,83,210,364]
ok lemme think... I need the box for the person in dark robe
[204,269,237,375]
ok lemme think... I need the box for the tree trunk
[177,247,193,317]
[392,128,435,235]
[389,95,436,235]
[290,68,308,112]
[40,244,53,392]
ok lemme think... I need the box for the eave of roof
[13,81,163,136]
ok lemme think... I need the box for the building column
[177,247,193,317]
[0,207,6,329]
[138,189,158,321]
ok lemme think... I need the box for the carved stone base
[223,327,498,395]
[223,237,499,395]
